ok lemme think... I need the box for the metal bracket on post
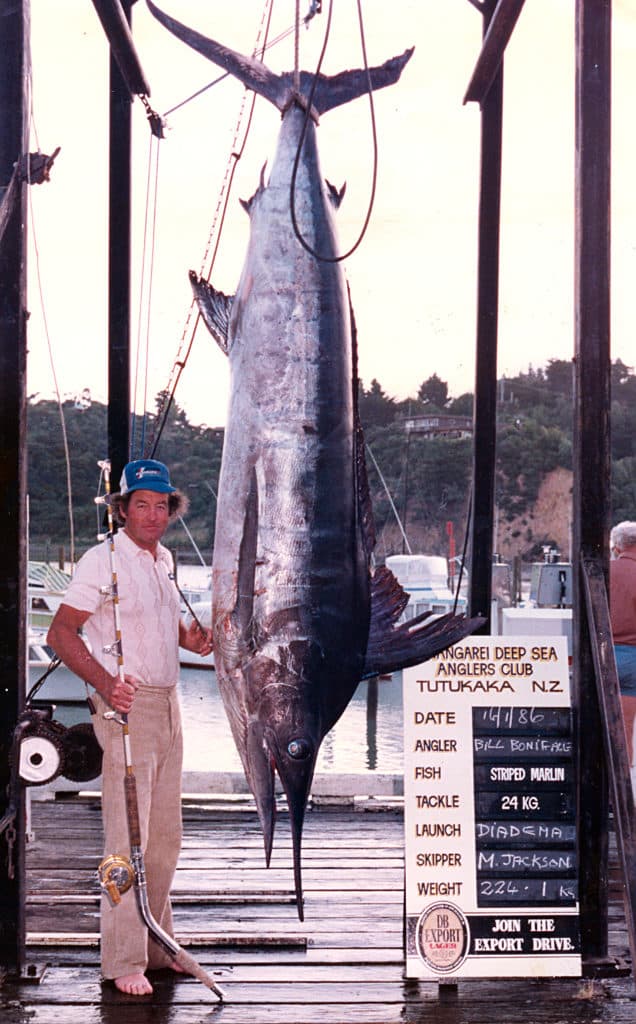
[3,963,49,984]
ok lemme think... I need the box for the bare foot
[114,972,153,996]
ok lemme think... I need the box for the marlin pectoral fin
[231,467,259,639]
[362,566,485,678]
[189,271,233,354]
[246,722,276,866]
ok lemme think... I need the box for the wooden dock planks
[0,792,631,1023]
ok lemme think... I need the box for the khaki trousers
[92,685,183,979]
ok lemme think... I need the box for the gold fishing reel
[97,854,135,905]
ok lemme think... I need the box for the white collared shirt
[63,530,181,686]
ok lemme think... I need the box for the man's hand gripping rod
[95,459,224,1000]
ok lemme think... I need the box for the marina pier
[0,783,631,1023]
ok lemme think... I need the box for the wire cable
[131,132,161,459]
[289,0,379,263]
[453,486,473,615]
[149,0,276,457]
[161,22,297,119]
[28,185,76,569]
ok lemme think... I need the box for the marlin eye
[287,738,311,760]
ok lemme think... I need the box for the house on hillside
[403,414,473,439]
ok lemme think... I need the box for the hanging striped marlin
[148,2,482,920]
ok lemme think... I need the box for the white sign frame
[403,635,581,979]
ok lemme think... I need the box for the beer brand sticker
[415,903,470,974]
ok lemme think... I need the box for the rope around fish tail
[94,459,224,1000]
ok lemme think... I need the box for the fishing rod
[95,459,224,1000]
[175,581,207,636]
[172,517,210,636]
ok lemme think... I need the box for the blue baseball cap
[119,459,176,495]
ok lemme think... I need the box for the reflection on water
[31,562,405,776]
[177,668,404,774]
[366,677,379,770]
[28,665,405,776]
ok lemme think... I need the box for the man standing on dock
[47,459,213,996]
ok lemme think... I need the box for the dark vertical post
[107,0,133,481]
[573,0,611,965]
[469,0,503,630]
[0,0,28,971]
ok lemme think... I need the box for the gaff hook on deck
[95,459,224,1000]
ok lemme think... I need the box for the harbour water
[178,667,404,774]
[171,564,405,774]
[28,663,405,776]
[28,565,405,777]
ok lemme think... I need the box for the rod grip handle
[124,773,142,847]
[172,947,225,999]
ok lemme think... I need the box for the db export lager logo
[416,902,470,973]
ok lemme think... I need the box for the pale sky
[26,1,636,429]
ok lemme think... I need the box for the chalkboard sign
[403,635,580,980]
[473,706,571,734]
[474,789,575,820]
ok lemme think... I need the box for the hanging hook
[140,95,165,139]
[304,1,322,25]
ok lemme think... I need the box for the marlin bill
[148,1,483,920]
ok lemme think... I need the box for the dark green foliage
[358,378,397,427]
[27,396,223,561]
[612,458,636,523]
[447,393,474,416]
[28,358,636,564]
[363,421,472,556]
[496,419,572,518]
[417,372,449,409]
[28,399,108,554]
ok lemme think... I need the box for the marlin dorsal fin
[362,566,484,679]
[189,271,233,355]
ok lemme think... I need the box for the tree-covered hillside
[27,396,223,562]
[27,357,636,565]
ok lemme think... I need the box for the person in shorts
[609,520,636,766]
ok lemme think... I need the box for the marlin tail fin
[147,2,413,115]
